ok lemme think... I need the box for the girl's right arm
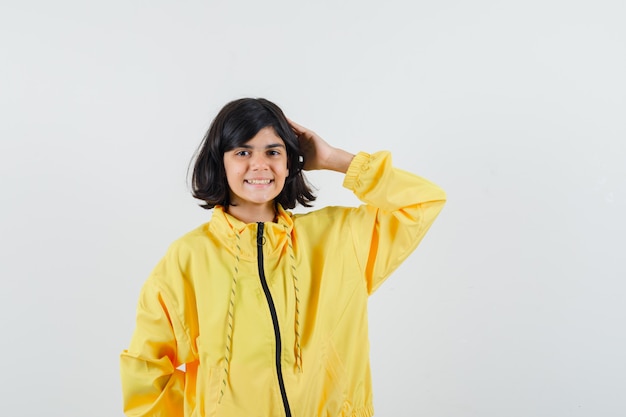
[120,257,196,417]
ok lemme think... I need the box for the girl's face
[223,126,289,220]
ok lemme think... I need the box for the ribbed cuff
[342,151,370,190]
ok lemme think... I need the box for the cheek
[224,161,243,178]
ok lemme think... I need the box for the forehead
[239,126,285,148]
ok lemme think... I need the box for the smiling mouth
[245,179,273,185]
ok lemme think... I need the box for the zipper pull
[257,222,265,246]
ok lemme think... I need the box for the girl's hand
[288,119,354,173]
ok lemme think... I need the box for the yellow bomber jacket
[120,151,447,417]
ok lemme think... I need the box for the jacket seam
[153,280,195,362]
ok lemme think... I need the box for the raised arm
[344,151,447,293]
[289,119,446,293]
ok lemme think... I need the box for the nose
[250,153,269,170]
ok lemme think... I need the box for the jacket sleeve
[342,151,447,294]
[120,250,197,417]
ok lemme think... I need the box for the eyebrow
[238,143,286,149]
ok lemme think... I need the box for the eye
[235,150,250,157]
[267,149,281,156]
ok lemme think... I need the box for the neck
[226,203,276,224]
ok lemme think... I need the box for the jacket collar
[207,204,294,259]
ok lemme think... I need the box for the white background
[1,1,625,416]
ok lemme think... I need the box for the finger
[287,118,307,135]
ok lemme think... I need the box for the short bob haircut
[190,98,316,210]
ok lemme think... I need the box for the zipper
[257,222,292,417]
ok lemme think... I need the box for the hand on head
[288,119,354,173]
[287,119,333,171]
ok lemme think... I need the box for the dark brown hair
[190,98,316,209]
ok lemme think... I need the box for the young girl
[120,98,446,417]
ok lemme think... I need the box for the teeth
[246,179,271,184]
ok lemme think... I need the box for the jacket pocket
[196,365,221,417]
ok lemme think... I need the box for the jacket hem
[345,403,374,417]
